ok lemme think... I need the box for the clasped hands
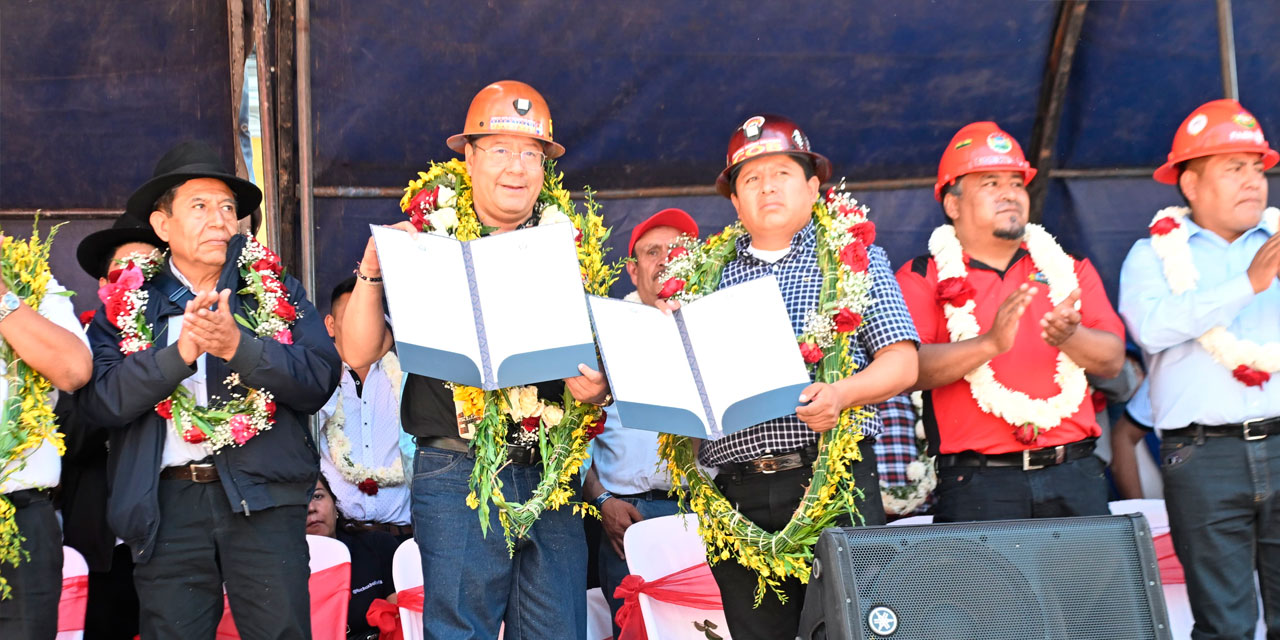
[177,289,242,365]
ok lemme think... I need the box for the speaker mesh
[838,518,1159,640]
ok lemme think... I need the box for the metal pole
[253,0,281,249]
[1217,0,1239,100]
[296,0,315,295]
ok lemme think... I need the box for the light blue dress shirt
[1119,213,1280,430]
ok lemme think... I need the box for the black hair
[939,178,963,224]
[329,275,358,310]
[153,181,186,215]
[728,153,817,196]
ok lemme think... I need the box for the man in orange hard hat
[341,81,610,640]
[895,121,1125,523]
[1120,99,1280,639]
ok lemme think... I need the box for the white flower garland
[323,351,406,488]
[1148,206,1280,381]
[929,223,1087,431]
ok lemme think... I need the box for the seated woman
[308,475,402,640]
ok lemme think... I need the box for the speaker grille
[838,517,1159,640]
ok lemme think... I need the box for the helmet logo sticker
[954,138,973,150]
[731,139,785,164]
[1229,130,1264,144]
[513,98,532,116]
[986,133,1013,154]
[1234,113,1257,128]
[791,128,808,150]
[1187,114,1209,135]
[742,116,766,141]
[488,116,543,136]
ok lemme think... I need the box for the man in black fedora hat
[78,141,340,639]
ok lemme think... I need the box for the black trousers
[0,489,61,640]
[133,478,310,640]
[85,544,139,639]
[932,454,1110,523]
[710,439,884,640]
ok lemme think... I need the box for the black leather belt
[718,445,819,477]
[938,439,1096,471]
[159,460,219,483]
[415,436,542,466]
[1163,417,1280,441]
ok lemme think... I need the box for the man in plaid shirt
[688,114,919,640]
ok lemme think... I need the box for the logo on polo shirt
[1029,271,1049,285]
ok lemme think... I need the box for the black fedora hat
[76,215,166,279]
[124,141,261,221]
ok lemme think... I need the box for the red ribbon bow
[613,563,722,640]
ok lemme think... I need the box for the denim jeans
[597,494,681,636]
[932,454,1110,523]
[1161,434,1280,640]
[412,446,587,640]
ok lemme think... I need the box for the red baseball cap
[628,208,700,255]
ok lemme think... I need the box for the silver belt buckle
[1022,446,1066,471]
[755,454,780,474]
[189,463,215,482]
[1022,449,1043,471]
[1243,418,1267,441]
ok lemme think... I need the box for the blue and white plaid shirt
[699,221,920,467]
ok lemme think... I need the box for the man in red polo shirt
[895,121,1125,522]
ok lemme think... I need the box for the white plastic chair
[585,586,612,640]
[622,513,729,639]
[56,546,88,640]
[392,538,425,640]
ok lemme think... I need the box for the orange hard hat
[1153,99,1278,184]
[934,122,1036,201]
[715,114,831,198]
[446,80,564,159]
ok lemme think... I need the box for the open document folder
[588,275,813,439]
[371,223,597,390]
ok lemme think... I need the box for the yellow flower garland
[0,222,65,599]
[400,159,620,546]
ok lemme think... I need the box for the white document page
[468,223,595,387]
[679,275,812,433]
[587,296,708,436]
[371,225,483,384]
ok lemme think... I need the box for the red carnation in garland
[405,186,440,227]
[182,426,207,444]
[584,412,606,441]
[1149,217,1181,237]
[78,309,96,328]
[799,342,824,364]
[357,478,379,496]
[1233,365,1271,387]
[936,277,976,307]
[847,221,876,247]
[833,308,863,333]
[273,297,297,322]
[102,290,130,329]
[839,241,870,272]
[155,398,173,419]
[521,416,541,432]
[658,278,686,299]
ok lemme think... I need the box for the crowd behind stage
[0,78,1277,640]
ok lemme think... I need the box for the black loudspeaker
[796,514,1172,640]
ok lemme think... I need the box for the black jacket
[79,235,341,563]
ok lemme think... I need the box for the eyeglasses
[473,143,545,168]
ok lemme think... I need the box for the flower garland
[655,188,877,604]
[323,351,406,495]
[400,158,620,546]
[1148,206,1280,387]
[929,223,1087,443]
[0,221,65,600]
[97,237,295,451]
[880,391,937,516]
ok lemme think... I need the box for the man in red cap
[1120,99,1280,639]
[583,207,698,634]
[895,121,1125,523]
[669,115,918,639]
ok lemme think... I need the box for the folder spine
[461,242,496,388]
[674,309,720,439]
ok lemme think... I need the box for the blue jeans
[1161,434,1280,640]
[597,494,681,636]
[933,454,1110,522]
[412,446,587,640]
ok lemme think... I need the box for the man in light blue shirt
[1119,99,1280,640]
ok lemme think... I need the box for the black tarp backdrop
[0,0,237,307]
[3,1,1280,313]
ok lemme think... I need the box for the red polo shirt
[896,247,1124,455]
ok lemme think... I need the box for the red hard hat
[715,114,831,198]
[446,80,564,159]
[1153,99,1278,184]
[934,122,1036,201]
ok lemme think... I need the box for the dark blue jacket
[79,234,341,563]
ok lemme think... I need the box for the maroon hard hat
[715,114,831,198]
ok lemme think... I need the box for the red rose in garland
[838,241,869,272]
[357,478,380,496]
[658,278,686,299]
[833,308,863,333]
[1233,365,1271,387]
[273,297,297,322]
[936,277,976,306]
[1148,217,1180,236]
[799,342,824,364]
[847,221,876,247]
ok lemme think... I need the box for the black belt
[415,436,542,466]
[159,460,219,483]
[1163,417,1280,441]
[938,439,1096,471]
[718,445,819,477]
[349,521,413,537]
[5,488,51,508]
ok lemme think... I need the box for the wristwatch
[0,292,21,323]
